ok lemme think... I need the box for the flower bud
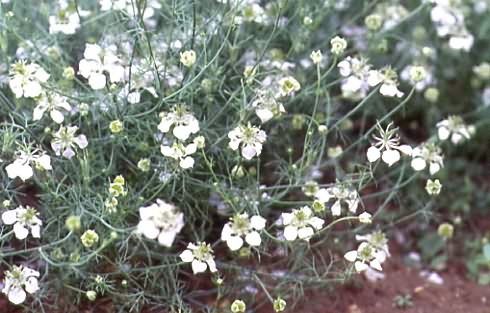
[65,215,82,232]
[425,179,442,195]
[273,297,286,312]
[137,158,151,172]
[438,223,454,239]
[86,290,97,301]
[109,120,123,134]
[81,229,99,248]
[310,50,323,64]
[231,300,246,313]
[180,50,196,67]
[364,14,382,31]
[330,36,347,55]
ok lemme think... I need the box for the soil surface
[284,256,490,313]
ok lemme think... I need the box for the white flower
[1,206,42,239]
[137,199,184,247]
[160,141,197,169]
[48,4,82,35]
[330,36,347,55]
[158,106,200,141]
[228,123,267,160]
[400,65,433,91]
[251,89,286,123]
[277,76,301,96]
[33,92,72,124]
[430,1,474,51]
[78,43,126,90]
[179,242,217,274]
[436,115,473,144]
[314,184,360,216]
[9,60,50,98]
[337,56,372,99]
[281,206,324,241]
[358,212,372,224]
[221,213,266,251]
[5,148,52,181]
[2,265,40,304]
[310,50,323,64]
[367,68,404,98]
[180,50,197,67]
[345,231,389,272]
[410,142,444,175]
[51,125,88,159]
[366,122,412,166]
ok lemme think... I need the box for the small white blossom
[180,50,196,67]
[6,148,52,181]
[158,106,200,141]
[221,213,266,251]
[411,142,444,175]
[160,141,197,169]
[9,60,50,98]
[251,89,286,123]
[330,36,348,55]
[33,92,72,124]
[179,242,217,274]
[367,68,404,98]
[344,231,389,272]
[78,43,126,90]
[51,125,88,159]
[137,199,184,247]
[2,265,40,304]
[277,76,301,96]
[228,123,267,160]
[310,50,323,64]
[358,212,372,224]
[436,115,473,144]
[1,206,42,240]
[366,122,412,166]
[314,184,360,216]
[337,56,372,99]
[281,206,324,241]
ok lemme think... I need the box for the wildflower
[330,36,347,55]
[425,179,442,195]
[273,297,287,312]
[400,65,433,91]
[310,50,323,64]
[251,89,286,123]
[424,87,439,103]
[179,242,217,274]
[337,56,372,99]
[48,5,82,35]
[367,67,404,98]
[228,123,267,160]
[328,145,343,158]
[302,180,319,197]
[436,115,473,144]
[160,141,197,169]
[137,158,151,172]
[231,300,247,313]
[63,66,75,80]
[9,60,50,98]
[411,142,444,175]
[358,212,372,224]
[6,148,52,181]
[366,122,412,166]
[86,290,97,301]
[78,43,125,90]
[51,125,88,159]
[1,265,39,304]
[1,205,42,239]
[65,215,82,232]
[158,105,200,141]
[81,229,99,248]
[33,92,72,124]
[365,14,383,31]
[180,50,196,67]
[221,213,266,251]
[277,76,301,96]
[345,231,389,272]
[314,184,360,216]
[438,223,454,239]
[109,120,123,134]
[109,175,126,197]
[281,206,324,241]
[137,199,184,247]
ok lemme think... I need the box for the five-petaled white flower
[436,115,474,144]
[33,92,72,124]
[9,60,50,98]
[221,213,266,251]
[367,67,404,98]
[51,125,88,159]
[228,123,267,160]
[2,265,40,305]
[344,231,390,272]
[281,206,324,241]
[1,205,42,239]
[411,142,444,175]
[337,56,372,99]
[160,140,198,169]
[251,89,286,123]
[179,242,217,274]
[78,43,126,90]
[137,199,184,247]
[158,105,200,141]
[366,122,412,166]
[5,148,52,181]
[314,184,360,216]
